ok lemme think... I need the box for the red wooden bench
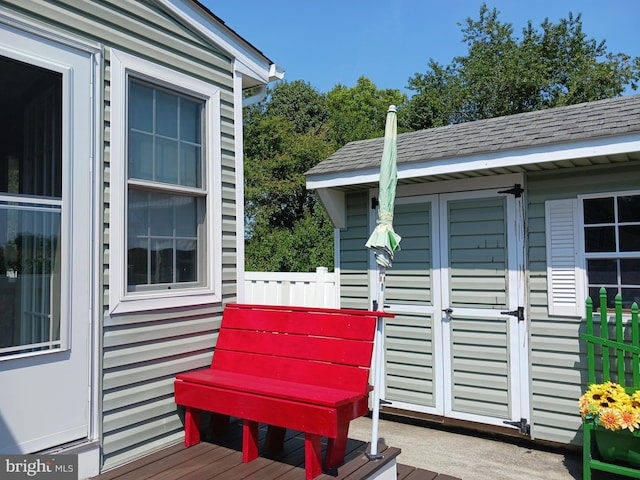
[174,303,393,480]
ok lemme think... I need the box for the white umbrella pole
[368,267,386,459]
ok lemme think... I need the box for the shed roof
[306,94,640,179]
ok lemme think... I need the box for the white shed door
[0,25,93,453]
[439,191,524,428]
[382,188,527,431]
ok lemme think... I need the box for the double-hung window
[583,193,640,309]
[110,50,221,314]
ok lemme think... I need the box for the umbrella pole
[368,267,386,459]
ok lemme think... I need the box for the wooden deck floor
[91,419,460,480]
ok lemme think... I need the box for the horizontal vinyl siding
[386,202,432,305]
[385,313,435,407]
[341,192,370,310]
[4,0,241,470]
[526,160,640,445]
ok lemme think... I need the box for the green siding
[448,197,508,309]
[385,313,435,407]
[386,202,432,305]
[527,160,640,445]
[3,0,243,470]
[341,192,370,310]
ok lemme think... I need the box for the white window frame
[110,49,221,314]
[580,190,640,309]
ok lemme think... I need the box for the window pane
[129,82,153,132]
[127,190,199,289]
[584,226,616,252]
[180,144,201,188]
[149,192,174,237]
[177,239,196,282]
[175,196,197,237]
[618,195,640,223]
[156,138,179,184]
[150,239,174,284]
[128,131,153,181]
[588,286,618,310]
[619,225,640,252]
[621,259,640,285]
[621,288,640,308]
[180,98,201,143]
[584,197,615,224]
[587,259,617,285]
[0,202,61,354]
[156,90,178,138]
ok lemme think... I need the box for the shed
[306,95,640,446]
[0,1,281,477]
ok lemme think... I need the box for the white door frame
[0,12,101,470]
[369,174,530,430]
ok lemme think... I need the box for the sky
[203,1,640,95]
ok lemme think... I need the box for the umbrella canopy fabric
[365,105,401,268]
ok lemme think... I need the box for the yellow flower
[599,408,623,430]
[579,383,640,432]
[618,405,640,432]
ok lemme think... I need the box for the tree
[402,4,640,130]
[326,77,407,147]
[243,81,335,271]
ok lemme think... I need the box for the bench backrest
[211,304,392,393]
[582,288,640,392]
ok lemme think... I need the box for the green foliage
[327,77,407,146]
[244,81,335,272]
[402,4,640,129]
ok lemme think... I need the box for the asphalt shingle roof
[306,95,640,177]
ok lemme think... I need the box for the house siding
[3,0,241,470]
[527,160,640,445]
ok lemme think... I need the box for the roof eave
[157,0,283,88]
[306,133,640,191]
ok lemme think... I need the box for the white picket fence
[243,267,339,308]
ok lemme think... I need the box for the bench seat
[174,303,393,480]
[176,369,370,408]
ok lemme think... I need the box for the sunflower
[579,382,640,432]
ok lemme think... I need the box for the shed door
[0,26,93,453]
[381,188,527,431]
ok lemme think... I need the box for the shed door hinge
[500,306,524,322]
[371,197,379,209]
[503,418,530,435]
[498,183,524,198]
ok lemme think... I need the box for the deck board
[91,419,459,480]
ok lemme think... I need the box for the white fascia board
[307,133,640,190]
[157,0,280,84]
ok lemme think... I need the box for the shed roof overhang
[307,133,640,228]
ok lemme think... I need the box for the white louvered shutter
[545,199,584,317]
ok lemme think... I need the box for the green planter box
[595,428,640,467]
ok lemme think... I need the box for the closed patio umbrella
[365,105,401,458]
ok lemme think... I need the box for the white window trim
[109,49,222,314]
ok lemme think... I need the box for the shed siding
[527,161,640,445]
[4,0,240,470]
[341,192,370,310]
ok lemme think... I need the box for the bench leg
[184,407,201,447]
[242,419,259,463]
[304,433,322,480]
[324,422,349,470]
[264,425,287,454]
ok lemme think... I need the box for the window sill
[109,288,220,315]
